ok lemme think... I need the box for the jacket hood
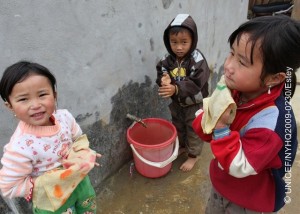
[163,14,198,58]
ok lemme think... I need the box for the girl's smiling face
[224,33,267,101]
[6,74,56,126]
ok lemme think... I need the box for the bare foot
[180,157,198,172]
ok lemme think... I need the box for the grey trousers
[205,188,277,214]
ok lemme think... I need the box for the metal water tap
[126,113,147,128]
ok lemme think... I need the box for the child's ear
[4,101,13,111]
[265,72,286,86]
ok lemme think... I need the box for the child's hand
[158,84,176,98]
[94,153,102,167]
[215,104,235,129]
[161,73,171,85]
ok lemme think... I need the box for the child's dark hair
[228,15,300,98]
[169,26,192,38]
[0,61,57,103]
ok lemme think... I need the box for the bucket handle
[130,137,179,168]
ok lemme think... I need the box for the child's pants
[33,176,96,214]
[205,187,277,214]
[169,102,203,157]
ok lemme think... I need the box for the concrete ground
[96,81,300,214]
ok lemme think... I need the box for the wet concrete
[96,148,211,214]
[96,85,300,214]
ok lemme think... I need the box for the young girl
[192,16,300,213]
[0,61,101,213]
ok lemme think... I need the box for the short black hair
[229,15,300,97]
[0,61,57,103]
[168,26,192,38]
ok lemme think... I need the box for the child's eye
[239,59,246,66]
[40,93,47,97]
[17,98,27,102]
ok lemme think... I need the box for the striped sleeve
[58,109,82,141]
[0,144,34,198]
[211,107,283,178]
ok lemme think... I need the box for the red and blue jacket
[192,83,298,212]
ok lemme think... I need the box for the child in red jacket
[193,15,299,213]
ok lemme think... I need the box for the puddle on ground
[96,144,212,214]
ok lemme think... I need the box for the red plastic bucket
[127,118,178,178]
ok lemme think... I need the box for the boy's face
[224,33,265,99]
[169,29,192,61]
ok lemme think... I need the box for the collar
[232,83,284,109]
[19,115,60,137]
